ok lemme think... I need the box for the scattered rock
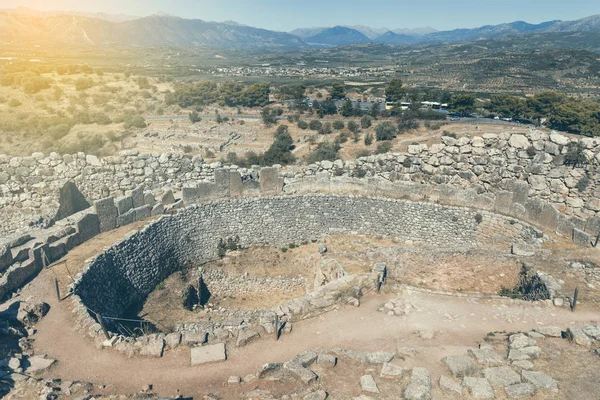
[303,390,327,400]
[508,349,531,361]
[522,370,558,392]
[365,351,395,364]
[404,367,432,400]
[257,363,284,380]
[462,377,494,399]
[164,332,182,349]
[582,325,600,341]
[380,362,403,378]
[25,356,56,374]
[439,375,463,395]
[191,343,227,366]
[418,329,435,340]
[283,361,318,384]
[316,354,337,368]
[227,376,241,385]
[139,338,165,358]
[511,360,534,370]
[505,383,536,398]
[519,346,541,359]
[443,355,479,378]
[397,347,418,357]
[566,327,593,347]
[509,333,537,349]
[483,366,522,387]
[469,347,505,365]
[360,375,379,394]
[236,328,260,347]
[293,350,318,367]
[533,326,562,337]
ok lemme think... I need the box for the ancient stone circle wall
[2,129,600,238]
[72,194,537,319]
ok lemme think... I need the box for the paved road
[145,114,526,127]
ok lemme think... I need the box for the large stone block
[260,167,283,194]
[229,171,243,197]
[144,192,157,206]
[214,168,230,194]
[242,179,260,194]
[511,181,530,205]
[134,205,152,221]
[524,198,545,224]
[0,258,42,300]
[160,189,176,205]
[115,196,133,215]
[584,215,600,236]
[131,186,145,208]
[54,181,91,221]
[182,187,201,204]
[94,197,117,233]
[116,209,135,227]
[557,214,575,237]
[191,343,227,365]
[75,213,100,245]
[493,191,513,215]
[0,245,14,273]
[573,228,591,247]
[151,203,165,216]
[539,203,559,231]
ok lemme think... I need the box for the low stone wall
[72,194,539,319]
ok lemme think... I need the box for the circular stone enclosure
[73,194,541,320]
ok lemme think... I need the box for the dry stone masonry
[2,129,600,240]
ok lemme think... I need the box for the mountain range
[0,8,600,50]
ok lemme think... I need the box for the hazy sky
[3,0,600,31]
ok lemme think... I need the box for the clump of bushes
[375,122,398,141]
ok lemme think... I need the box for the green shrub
[298,120,309,130]
[309,119,322,131]
[364,133,373,146]
[361,115,372,129]
[307,141,341,163]
[375,142,392,154]
[564,142,588,168]
[123,115,146,129]
[333,120,344,130]
[576,175,590,192]
[376,122,397,141]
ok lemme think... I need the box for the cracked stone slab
[533,326,562,337]
[509,333,537,349]
[483,366,522,387]
[360,375,379,393]
[469,347,505,365]
[566,327,593,347]
[522,370,558,392]
[404,367,432,400]
[191,343,226,366]
[380,362,403,378]
[505,383,536,398]
[583,325,600,341]
[439,375,463,395]
[283,361,318,384]
[463,377,494,399]
[443,355,479,378]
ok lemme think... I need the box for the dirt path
[21,276,599,398]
